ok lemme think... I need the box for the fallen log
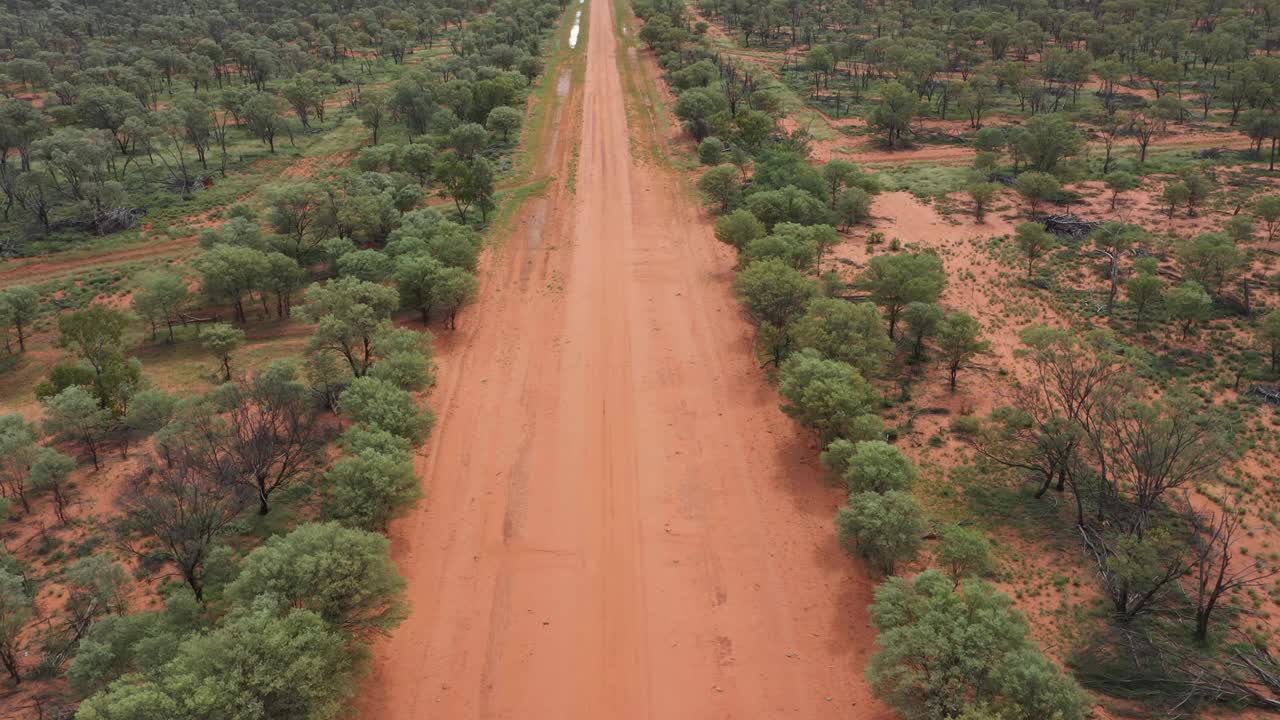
[1245,385,1280,405]
[1041,213,1101,240]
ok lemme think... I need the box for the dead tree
[1189,511,1279,643]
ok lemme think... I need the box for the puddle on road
[569,0,584,48]
[556,69,571,98]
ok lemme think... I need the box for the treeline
[634,2,1089,719]
[0,0,568,244]
[0,262,437,716]
[639,0,1280,716]
[0,0,570,715]
[695,0,1280,168]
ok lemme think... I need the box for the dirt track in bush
[356,1,887,717]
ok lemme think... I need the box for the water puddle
[556,69,571,98]
[569,0,585,48]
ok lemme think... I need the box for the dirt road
[356,0,887,717]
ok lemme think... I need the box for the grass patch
[870,163,976,199]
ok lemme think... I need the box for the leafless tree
[119,463,249,602]
[1189,510,1279,643]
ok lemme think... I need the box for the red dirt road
[356,1,887,717]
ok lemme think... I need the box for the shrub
[842,440,918,494]
[836,490,926,574]
[937,525,995,581]
[868,570,1088,720]
[779,350,882,442]
[698,137,725,165]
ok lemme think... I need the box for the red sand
[355,1,887,718]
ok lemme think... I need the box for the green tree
[0,415,37,513]
[0,569,32,684]
[1260,311,1280,373]
[697,165,741,213]
[242,92,286,153]
[323,449,422,532]
[1167,281,1213,337]
[820,438,859,485]
[735,259,819,329]
[337,249,394,283]
[42,386,110,471]
[966,183,999,223]
[714,209,766,251]
[393,253,444,323]
[201,324,245,382]
[1091,221,1146,314]
[57,306,130,380]
[368,326,435,392]
[868,570,1087,720]
[1253,195,1280,242]
[937,525,994,582]
[842,440,918,494]
[778,350,882,442]
[1226,214,1255,244]
[226,523,407,637]
[196,244,270,323]
[698,137,724,165]
[0,286,38,352]
[822,160,873,207]
[299,278,399,377]
[266,184,327,262]
[1104,171,1138,210]
[1015,114,1082,172]
[75,605,356,720]
[1177,232,1242,297]
[1013,172,1058,216]
[1014,222,1055,278]
[1127,271,1164,331]
[132,271,189,343]
[902,301,944,360]
[867,82,919,149]
[674,87,726,141]
[1162,182,1190,217]
[340,377,433,445]
[791,299,893,377]
[447,123,490,158]
[485,106,523,142]
[30,447,76,523]
[937,312,990,390]
[858,252,947,339]
[435,267,479,330]
[357,89,388,145]
[834,187,873,230]
[745,186,831,229]
[836,490,926,575]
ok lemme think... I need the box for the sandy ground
[355,1,886,718]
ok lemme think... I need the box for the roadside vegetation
[0,0,572,716]
[634,0,1280,716]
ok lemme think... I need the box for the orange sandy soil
[356,1,888,717]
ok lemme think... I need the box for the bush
[225,523,407,637]
[868,570,1088,720]
[1014,172,1059,215]
[735,259,819,328]
[778,350,882,442]
[836,490,926,575]
[698,137,725,165]
[323,447,421,531]
[842,440,918,494]
[715,209,766,251]
[937,525,995,581]
[820,438,858,485]
[340,376,434,444]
